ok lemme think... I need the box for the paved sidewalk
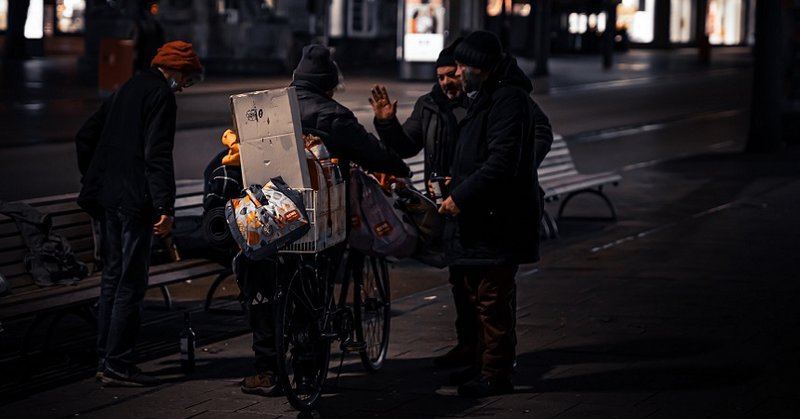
[2,143,798,418]
[4,46,795,418]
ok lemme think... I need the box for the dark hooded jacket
[373,82,460,182]
[289,79,411,178]
[76,68,177,222]
[445,55,553,265]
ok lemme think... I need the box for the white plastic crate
[280,180,346,254]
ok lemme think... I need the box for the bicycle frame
[273,243,391,412]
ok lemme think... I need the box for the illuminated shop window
[487,0,510,17]
[670,0,693,43]
[512,2,531,17]
[568,12,579,34]
[56,0,85,34]
[617,0,653,43]
[707,0,743,45]
[597,12,606,33]
[487,0,530,17]
[24,0,43,39]
[0,0,7,31]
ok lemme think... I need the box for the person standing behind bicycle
[368,39,480,371]
[238,44,411,397]
[439,30,553,397]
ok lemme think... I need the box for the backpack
[348,168,418,259]
[225,176,311,260]
[0,200,89,287]
[24,233,89,287]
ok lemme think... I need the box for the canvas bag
[394,184,447,268]
[348,167,418,259]
[225,176,310,260]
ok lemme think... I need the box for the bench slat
[0,179,231,323]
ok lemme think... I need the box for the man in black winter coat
[75,40,202,387]
[368,39,480,370]
[439,30,553,397]
[238,44,411,397]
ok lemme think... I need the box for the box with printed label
[229,87,312,189]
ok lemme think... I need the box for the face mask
[167,77,181,92]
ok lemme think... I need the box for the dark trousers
[96,209,153,371]
[459,264,518,379]
[448,266,478,349]
[234,255,278,374]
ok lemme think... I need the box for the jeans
[96,208,153,372]
[234,255,278,374]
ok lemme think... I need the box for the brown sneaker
[433,344,476,369]
[240,371,282,397]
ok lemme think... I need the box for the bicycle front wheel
[274,266,332,412]
[353,254,391,372]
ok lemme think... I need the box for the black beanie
[293,44,339,92]
[435,37,462,68]
[454,30,503,70]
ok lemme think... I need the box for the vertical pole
[652,0,671,49]
[602,0,618,69]
[746,0,784,153]
[696,0,711,65]
[3,0,31,61]
[534,0,552,77]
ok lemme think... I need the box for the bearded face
[436,65,463,101]
[456,63,485,95]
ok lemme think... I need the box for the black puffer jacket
[373,83,459,182]
[76,68,177,222]
[445,55,553,265]
[290,79,411,178]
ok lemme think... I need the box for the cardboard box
[230,87,311,189]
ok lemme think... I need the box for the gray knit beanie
[293,45,339,92]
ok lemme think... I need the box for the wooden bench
[0,180,234,353]
[537,134,621,238]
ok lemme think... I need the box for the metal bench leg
[540,209,559,239]
[557,189,618,221]
[204,270,234,312]
[159,285,173,310]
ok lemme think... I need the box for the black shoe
[448,365,480,386]
[100,365,162,387]
[433,344,475,369]
[457,375,514,398]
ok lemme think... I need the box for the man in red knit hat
[76,40,203,387]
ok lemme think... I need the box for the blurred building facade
[0,0,784,77]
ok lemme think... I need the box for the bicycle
[272,242,391,412]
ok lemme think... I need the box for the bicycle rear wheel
[353,254,391,372]
[274,262,332,412]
